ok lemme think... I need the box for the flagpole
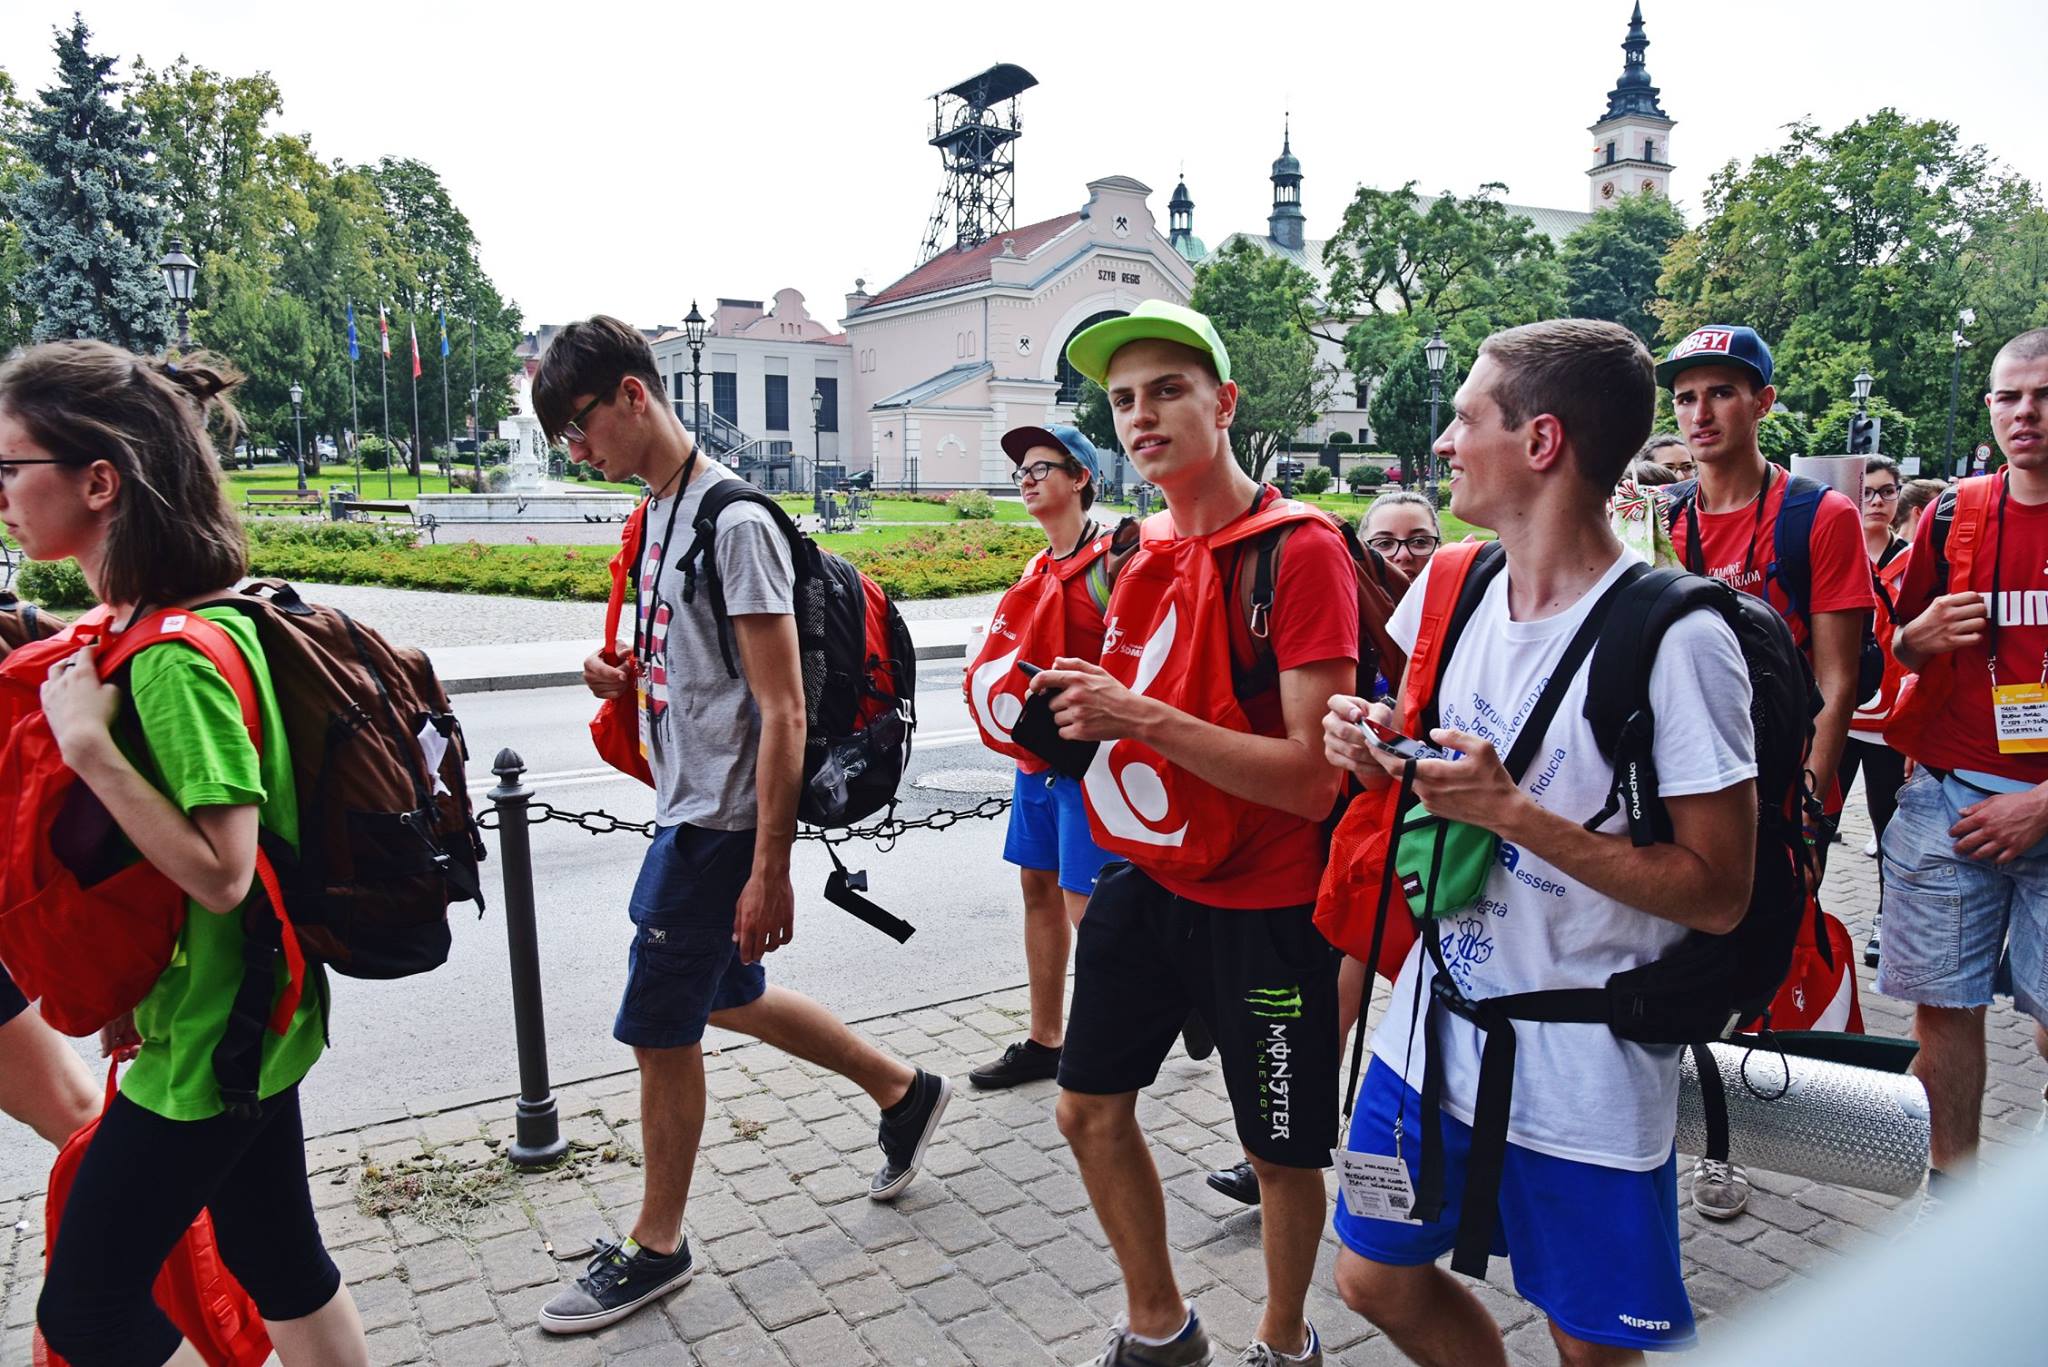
[470,317,481,488]
[380,328,392,500]
[411,342,423,499]
[350,343,361,497]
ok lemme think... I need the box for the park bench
[342,499,440,543]
[243,488,323,515]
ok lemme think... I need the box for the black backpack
[1666,469,1884,699]
[1400,566,1822,1278]
[673,480,917,831]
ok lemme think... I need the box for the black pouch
[1009,687,1099,781]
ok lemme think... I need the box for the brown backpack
[1229,508,1411,702]
[0,592,61,658]
[194,580,485,979]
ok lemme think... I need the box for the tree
[131,60,284,289]
[1072,379,1119,456]
[1189,238,1333,480]
[1369,340,1466,485]
[1560,191,1686,345]
[1318,182,1564,400]
[1811,396,1917,458]
[0,68,38,349]
[1656,109,2038,443]
[7,18,169,351]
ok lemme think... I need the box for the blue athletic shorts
[613,823,767,1050]
[1877,768,2048,1025]
[1333,1058,1695,1353]
[1003,768,1114,896]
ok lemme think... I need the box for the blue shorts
[1876,769,2048,1026]
[613,824,767,1050]
[1333,1059,1694,1353]
[0,960,25,1027]
[1003,768,1114,896]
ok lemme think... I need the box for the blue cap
[1001,424,1104,486]
[1657,325,1774,389]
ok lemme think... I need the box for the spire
[1268,117,1305,251]
[1168,168,1204,263]
[1600,3,1667,121]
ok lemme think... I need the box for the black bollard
[490,748,568,1167]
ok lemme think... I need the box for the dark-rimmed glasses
[560,382,620,446]
[0,459,71,492]
[1863,484,1900,503]
[1010,460,1076,486]
[1366,533,1442,557]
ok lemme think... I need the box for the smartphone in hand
[1360,715,1454,764]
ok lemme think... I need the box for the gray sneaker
[1689,1156,1751,1219]
[537,1236,693,1334]
[1086,1309,1213,1366]
[1237,1322,1321,1366]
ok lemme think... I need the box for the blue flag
[347,301,359,362]
[439,309,450,358]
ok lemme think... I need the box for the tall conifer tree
[8,16,170,350]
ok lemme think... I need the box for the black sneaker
[1865,912,1882,968]
[537,1235,693,1334]
[870,1068,952,1202]
[1205,1159,1261,1207]
[1181,1011,1215,1062]
[970,1039,1061,1090]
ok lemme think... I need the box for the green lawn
[223,466,642,499]
[1298,491,1485,541]
[773,494,1034,523]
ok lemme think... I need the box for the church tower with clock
[1588,3,1675,210]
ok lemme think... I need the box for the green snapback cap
[1064,300,1232,387]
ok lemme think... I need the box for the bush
[838,525,1042,599]
[1348,464,1388,493]
[947,489,996,520]
[357,436,392,472]
[15,557,94,609]
[1298,466,1333,495]
[481,438,512,465]
[1328,431,1354,445]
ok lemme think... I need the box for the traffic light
[1848,414,1881,455]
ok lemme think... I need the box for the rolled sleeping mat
[1679,1039,1930,1198]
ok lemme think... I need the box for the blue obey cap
[1657,325,1774,389]
[1000,424,1103,485]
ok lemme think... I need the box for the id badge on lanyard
[1992,668,2048,755]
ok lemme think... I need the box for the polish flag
[410,321,423,380]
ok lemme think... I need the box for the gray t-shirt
[634,464,796,830]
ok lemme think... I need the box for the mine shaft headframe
[917,63,1039,265]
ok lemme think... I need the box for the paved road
[0,663,1026,1199]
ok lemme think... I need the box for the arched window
[1055,309,1127,404]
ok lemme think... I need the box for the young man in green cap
[1031,300,1358,1366]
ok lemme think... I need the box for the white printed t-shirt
[1369,549,1757,1170]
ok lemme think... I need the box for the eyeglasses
[1863,485,1900,503]
[1365,533,1442,557]
[1668,461,1697,477]
[559,382,619,446]
[0,459,70,492]
[1009,460,1076,486]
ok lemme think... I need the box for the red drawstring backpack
[0,608,304,1038]
[33,1061,273,1367]
[965,528,1118,764]
[1885,475,1999,765]
[1078,499,1338,879]
[592,499,655,786]
[1313,541,1491,981]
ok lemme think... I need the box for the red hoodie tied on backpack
[965,529,1117,766]
[1078,499,1335,880]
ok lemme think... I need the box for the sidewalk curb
[441,640,968,695]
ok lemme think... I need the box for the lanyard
[634,452,697,717]
[1684,463,1772,585]
[1981,472,2047,687]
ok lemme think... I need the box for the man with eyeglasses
[1660,325,1874,1220]
[527,318,948,1336]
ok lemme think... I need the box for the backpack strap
[1771,474,1825,626]
[677,478,813,681]
[1413,541,1508,736]
[603,498,650,664]
[1935,476,1999,593]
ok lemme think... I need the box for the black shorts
[1058,862,1339,1168]
[0,960,26,1027]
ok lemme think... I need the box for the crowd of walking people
[0,304,2044,1365]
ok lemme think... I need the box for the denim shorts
[613,823,767,1050]
[1002,768,1115,896]
[1875,769,2048,1025]
[1333,1059,1694,1353]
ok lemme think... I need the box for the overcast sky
[4,1,2043,333]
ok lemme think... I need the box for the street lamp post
[683,301,708,450]
[157,238,197,352]
[1424,329,1450,507]
[810,387,825,504]
[470,384,483,486]
[1944,308,1977,479]
[288,382,308,492]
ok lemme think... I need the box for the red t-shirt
[1147,490,1360,909]
[1669,470,1874,652]
[1894,487,2048,784]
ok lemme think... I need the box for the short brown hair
[0,340,246,606]
[532,315,665,443]
[1993,327,2048,377]
[1480,320,1656,489]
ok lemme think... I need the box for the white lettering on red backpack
[1079,501,1333,879]
[964,534,1113,765]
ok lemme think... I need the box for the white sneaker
[1864,836,1879,857]
[1690,1156,1751,1219]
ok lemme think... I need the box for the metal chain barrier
[476,795,1012,854]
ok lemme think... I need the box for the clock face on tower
[1643,179,1658,194]
[1601,181,1616,200]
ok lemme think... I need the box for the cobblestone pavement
[0,801,2040,1366]
[256,582,1001,651]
